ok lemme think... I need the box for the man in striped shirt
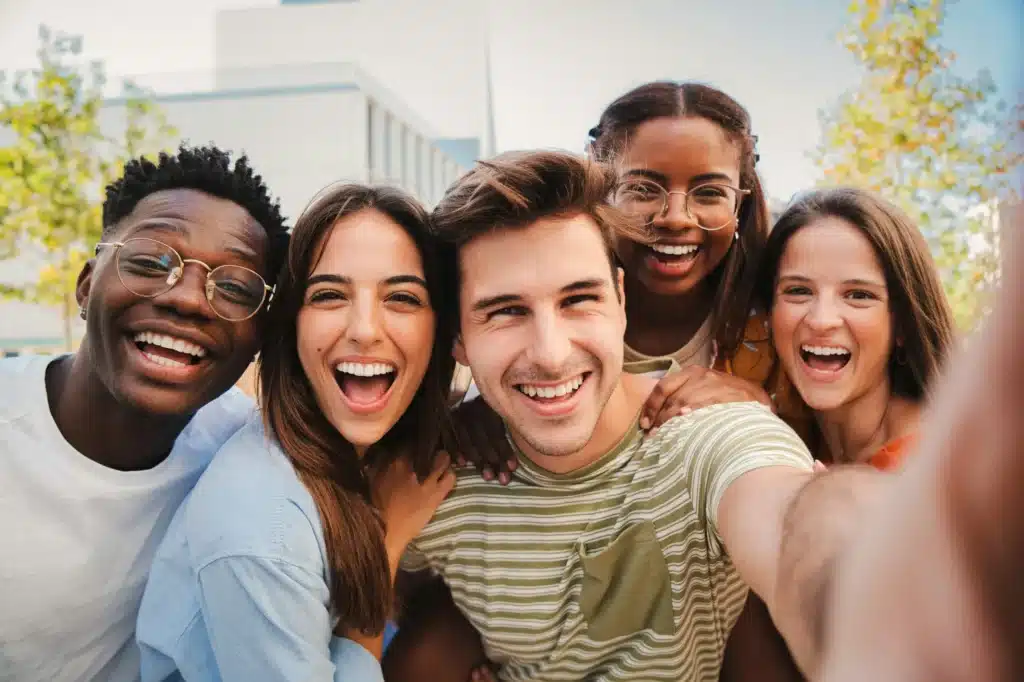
[397,150,873,681]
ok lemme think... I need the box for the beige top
[623,315,714,369]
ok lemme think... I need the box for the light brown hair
[430,149,651,308]
[760,187,956,400]
[258,184,456,635]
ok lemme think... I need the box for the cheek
[295,309,334,381]
[390,311,436,384]
[613,238,643,269]
[770,305,800,360]
[705,228,736,266]
[852,311,893,366]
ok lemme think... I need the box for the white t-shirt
[0,354,254,682]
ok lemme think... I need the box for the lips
[643,242,701,278]
[334,359,398,414]
[513,372,590,418]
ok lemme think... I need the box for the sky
[0,0,1020,339]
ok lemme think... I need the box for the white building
[4,0,496,351]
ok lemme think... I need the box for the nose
[805,293,843,332]
[527,310,573,375]
[655,192,700,233]
[346,294,384,349]
[153,262,215,320]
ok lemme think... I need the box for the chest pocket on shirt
[577,521,674,641]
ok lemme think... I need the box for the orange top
[867,433,917,471]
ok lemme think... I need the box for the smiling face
[295,208,436,452]
[614,115,743,296]
[76,188,269,416]
[454,213,627,459]
[771,217,895,412]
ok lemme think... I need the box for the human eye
[387,291,425,307]
[486,305,527,321]
[306,288,347,305]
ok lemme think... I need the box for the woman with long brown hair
[136,184,457,681]
[762,187,956,468]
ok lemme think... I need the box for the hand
[450,397,518,485]
[470,663,498,682]
[640,365,772,431]
[372,452,455,561]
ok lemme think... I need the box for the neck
[518,372,653,474]
[815,379,920,464]
[47,345,193,472]
[623,273,714,357]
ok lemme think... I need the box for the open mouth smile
[335,360,398,415]
[799,344,852,380]
[644,242,701,276]
[513,372,590,417]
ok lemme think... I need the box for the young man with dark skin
[0,145,289,682]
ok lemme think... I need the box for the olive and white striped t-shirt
[404,401,812,682]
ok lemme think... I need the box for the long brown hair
[587,81,770,357]
[258,184,456,635]
[759,187,956,401]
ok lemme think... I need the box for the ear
[75,258,96,311]
[615,266,626,314]
[453,335,469,367]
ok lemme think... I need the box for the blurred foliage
[813,0,1021,330]
[0,26,176,349]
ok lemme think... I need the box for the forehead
[311,208,424,278]
[620,116,741,180]
[118,188,267,262]
[780,217,885,282]
[459,214,612,302]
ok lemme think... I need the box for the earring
[734,231,739,241]
[79,306,87,320]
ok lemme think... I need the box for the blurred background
[1,0,1021,361]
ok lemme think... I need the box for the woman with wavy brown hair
[137,184,458,682]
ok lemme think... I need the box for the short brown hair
[431,149,650,300]
[760,187,956,401]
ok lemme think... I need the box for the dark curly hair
[102,143,290,281]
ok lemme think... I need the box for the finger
[641,371,695,430]
[430,451,452,480]
[813,460,828,473]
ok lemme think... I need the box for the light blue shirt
[136,415,384,682]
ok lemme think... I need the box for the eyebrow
[778,274,886,287]
[471,278,608,312]
[133,220,259,261]
[622,169,737,187]
[306,273,429,288]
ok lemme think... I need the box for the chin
[799,388,851,413]
[113,380,213,417]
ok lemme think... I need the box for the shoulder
[650,401,811,462]
[0,354,54,420]
[180,417,326,571]
[179,386,257,452]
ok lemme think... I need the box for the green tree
[812,0,1021,330]
[0,25,176,350]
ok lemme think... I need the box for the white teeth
[335,361,396,377]
[133,331,207,358]
[651,243,699,256]
[142,352,188,368]
[801,345,851,357]
[517,375,585,399]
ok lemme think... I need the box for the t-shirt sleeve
[398,543,433,573]
[196,555,384,682]
[664,402,813,557]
